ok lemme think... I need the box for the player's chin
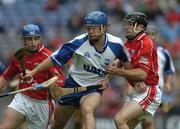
[28,48,38,53]
[89,37,100,42]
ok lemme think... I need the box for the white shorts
[8,93,50,129]
[126,85,162,117]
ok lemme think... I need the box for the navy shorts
[57,76,102,106]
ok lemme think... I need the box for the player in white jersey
[140,25,175,129]
[25,11,131,129]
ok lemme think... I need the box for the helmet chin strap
[133,22,142,33]
[126,22,144,40]
[100,25,104,34]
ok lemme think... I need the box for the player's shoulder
[40,45,52,57]
[68,33,88,46]
[157,46,164,51]
[139,34,155,49]
[106,33,124,45]
[157,46,170,55]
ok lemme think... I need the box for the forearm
[33,58,54,74]
[116,68,147,81]
[0,77,8,92]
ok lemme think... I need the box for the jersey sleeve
[163,49,175,74]
[50,40,82,67]
[1,60,19,80]
[136,43,155,73]
[109,42,131,62]
[0,62,5,75]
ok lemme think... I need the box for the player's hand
[106,65,121,75]
[98,79,109,90]
[23,69,36,81]
[111,59,123,68]
[134,81,147,93]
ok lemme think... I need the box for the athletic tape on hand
[34,83,44,89]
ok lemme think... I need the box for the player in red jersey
[107,12,162,129]
[0,24,64,129]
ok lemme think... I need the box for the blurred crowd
[0,0,180,121]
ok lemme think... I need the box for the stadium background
[0,0,180,129]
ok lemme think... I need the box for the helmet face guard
[21,24,41,38]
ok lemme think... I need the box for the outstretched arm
[107,62,147,81]
[0,77,8,92]
[25,58,54,78]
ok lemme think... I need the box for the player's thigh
[80,92,101,112]
[0,107,25,128]
[53,104,76,124]
[115,100,144,122]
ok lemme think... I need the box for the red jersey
[2,44,64,100]
[125,32,159,86]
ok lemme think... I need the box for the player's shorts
[57,89,102,106]
[126,85,162,117]
[8,93,50,129]
[57,75,102,106]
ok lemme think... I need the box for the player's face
[85,25,105,42]
[124,20,144,39]
[124,20,137,38]
[23,36,41,52]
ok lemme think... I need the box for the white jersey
[157,46,175,89]
[51,33,130,87]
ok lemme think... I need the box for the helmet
[125,12,148,28]
[84,11,108,26]
[146,25,157,34]
[21,24,40,37]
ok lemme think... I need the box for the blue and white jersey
[157,46,175,89]
[0,61,5,75]
[50,33,130,87]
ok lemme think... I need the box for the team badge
[130,49,135,56]
[84,52,90,58]
[139,56,149,64]
[105,59,111,65]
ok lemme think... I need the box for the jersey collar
[38,44,44,52]
[134,32,146,41]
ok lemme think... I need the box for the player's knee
[81,105,94,115]
[114,115,125,126]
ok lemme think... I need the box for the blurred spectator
[137,0,164,21]
[33,17,45,35]
[44,0,60,11]
[0,0,16,5]
[67,13,83,35]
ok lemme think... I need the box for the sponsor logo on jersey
[94,53,101,59]
[83,64,107,77]
[105,59,111,65]
[139,56,149,64]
